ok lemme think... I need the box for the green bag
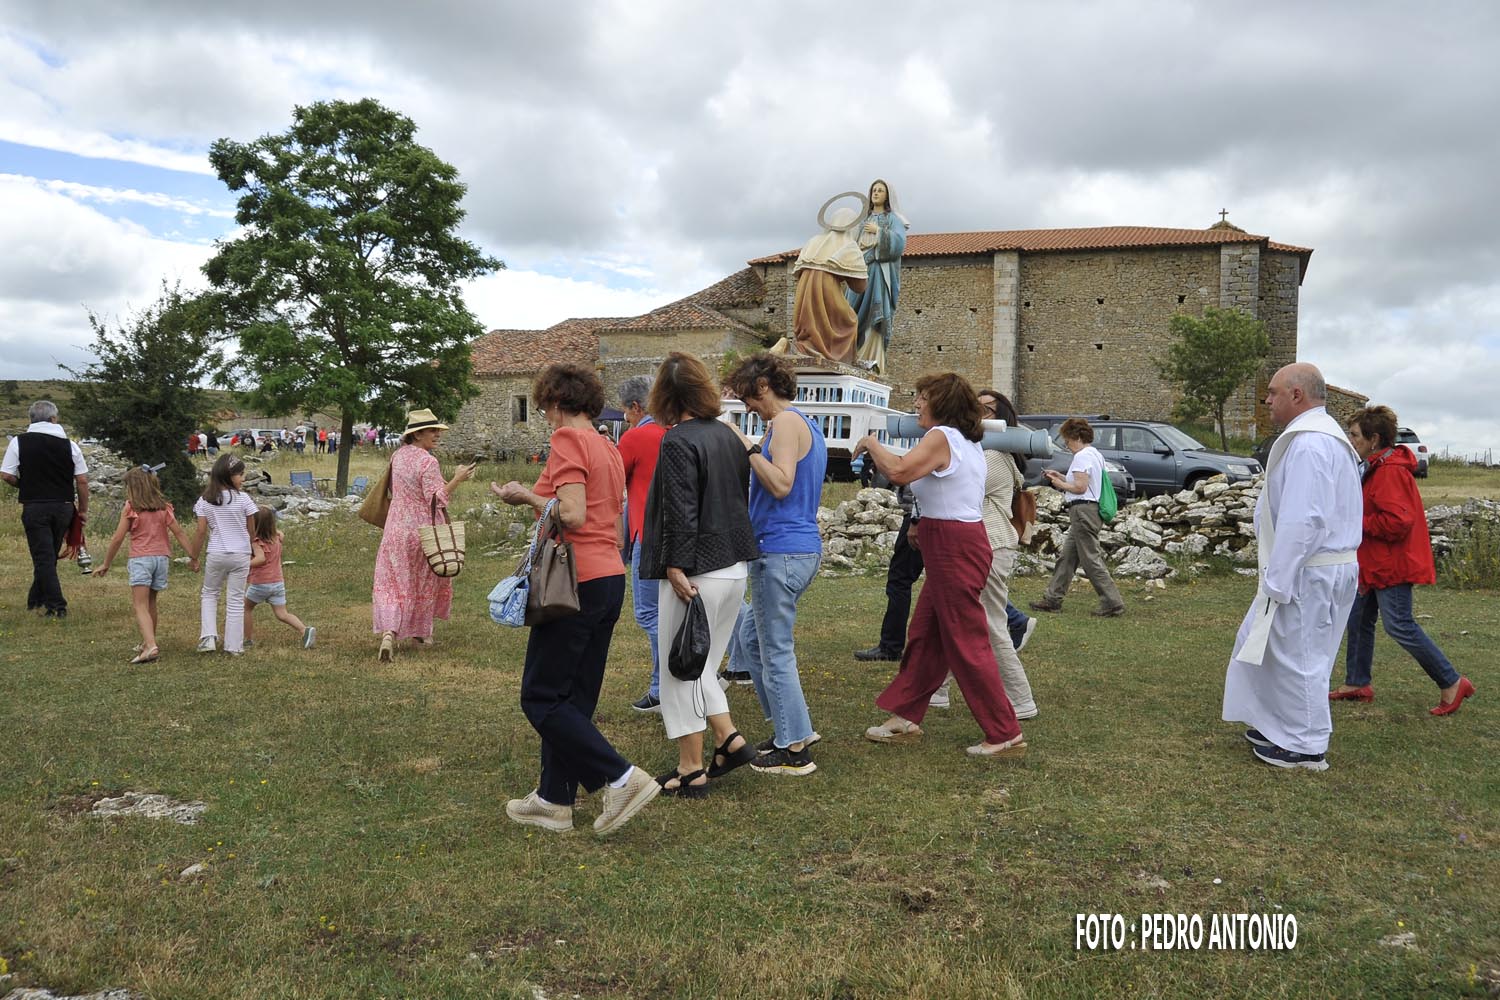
[1097,465,1118,523]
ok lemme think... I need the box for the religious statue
[847,178,909,375]
[783,193,869,365]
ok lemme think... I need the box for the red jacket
[1357,445,1435,591]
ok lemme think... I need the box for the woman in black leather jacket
[639,352,761,796]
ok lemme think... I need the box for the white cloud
[1,174,234,219]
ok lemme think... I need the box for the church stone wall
[878,257,996,410]
[445,375,552,458]
[1015,248,1220,421]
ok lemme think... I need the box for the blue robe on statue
[847,211,906,373]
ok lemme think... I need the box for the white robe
[1222,407,1363,755]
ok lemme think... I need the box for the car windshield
[1154,425,1208,450]
[1396,429,1419,442]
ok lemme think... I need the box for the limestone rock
[90,792,206,826]
[179,862,210,881]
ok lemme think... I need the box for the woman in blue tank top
[726,353,827,776]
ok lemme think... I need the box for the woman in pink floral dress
[372,408,475,661]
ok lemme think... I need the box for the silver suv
[1087,420,1261,497]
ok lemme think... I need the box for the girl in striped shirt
[189,454,258,654]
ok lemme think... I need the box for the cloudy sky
[2,1,1496,456]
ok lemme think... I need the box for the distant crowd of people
[183,424,411,458]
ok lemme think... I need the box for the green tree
[1156,306,1272,451]
[203,98,502,495]
[1,380,19,405]
[64,282,222,511]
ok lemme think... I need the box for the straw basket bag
[417,495,466,578]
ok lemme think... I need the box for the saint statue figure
[847,178,909,375]
[787,193,869,365]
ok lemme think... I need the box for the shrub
[1437,519,1500,590]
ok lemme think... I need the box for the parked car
[1085,420,1261,497]
[1396,426,1430,478]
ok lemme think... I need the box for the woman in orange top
[490,363,660,837]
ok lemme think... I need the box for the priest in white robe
[1223,363,1363,770]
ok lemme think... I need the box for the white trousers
[980,547,1037,717]
[657,574,746,740]
[202,552,251,653]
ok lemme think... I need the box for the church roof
[749,225,1313,265]
[471,317,615,376]
[683,266,765,310]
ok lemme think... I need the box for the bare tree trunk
[337,412,355,497]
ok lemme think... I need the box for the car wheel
[1183,473,1210,492]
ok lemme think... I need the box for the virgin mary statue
[847,178,909,375]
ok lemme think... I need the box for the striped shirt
[980,451,1022,551]
[193,490,258,554]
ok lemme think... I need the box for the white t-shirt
[1066,445,1106,502]
[909,426,984,522]
[193,490,258,554]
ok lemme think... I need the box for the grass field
[0,484,1496,999]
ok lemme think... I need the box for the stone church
[447,218,1311,455]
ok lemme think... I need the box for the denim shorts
[245,582,287,606]
[127,555,169,590]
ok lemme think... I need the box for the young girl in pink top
[244,506,315,649]
[96,466,194,664]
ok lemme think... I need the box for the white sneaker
[593,766,660,837]
[929,684,951,709]
[197,636,218,653]
[505,791,574,832]
[302,626,316,649]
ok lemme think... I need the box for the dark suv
[1088,421,1261,496]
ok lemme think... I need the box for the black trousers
[22,501,74,614]
[878,513,926,652]
[520,574,631,805]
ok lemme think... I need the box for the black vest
[16,432,75,504]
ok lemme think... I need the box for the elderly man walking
[616,375,669,712]
[1,400,91,617]
[1223,363,1362,770]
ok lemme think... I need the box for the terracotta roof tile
[608,300,758,336]
[749,226,1313,264]
[471,318,620,376]
[683,266,765,309]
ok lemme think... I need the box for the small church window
[1026,344,1035,352]
[1096,297,1105,305]
[511,396,528,422]
[1023,301,1031,308]
[1177,294,1187,304]
[1094,343,1104,351]
[914,308,923,315]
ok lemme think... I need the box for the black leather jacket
[639,418,759,580]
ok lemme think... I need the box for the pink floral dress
[372,444,451,638]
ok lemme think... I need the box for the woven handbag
[525,499,579,625]
[418,495,466,578]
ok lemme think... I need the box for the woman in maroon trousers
[851,372,1027,758]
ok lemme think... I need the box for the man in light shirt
[1030,416,1125,617]
[1,400,90,617]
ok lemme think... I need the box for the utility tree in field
[203,98,502,496]
[1156,306,1271,451]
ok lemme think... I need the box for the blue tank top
[749,407,827,554]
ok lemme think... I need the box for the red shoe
[1329,685,1374,702]
[1430,676,1476,716]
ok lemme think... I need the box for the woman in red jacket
[1331,406,1475,715]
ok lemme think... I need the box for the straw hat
[401,408,449,441]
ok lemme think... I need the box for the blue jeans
[630,541,661,698]
[1006,602,1030,647]
[1344,584,1460,689]
[738,552,821,748]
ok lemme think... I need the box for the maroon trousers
[875,518,1022,744]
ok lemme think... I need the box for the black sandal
[655,767,709,799]
[706,731,757,779]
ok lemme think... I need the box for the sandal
[706,731,757,779]
[655,767,710,799]
[864,717,923,744]
[966,735,1028,758]
[378,632,395,662]
[129,646,160,665]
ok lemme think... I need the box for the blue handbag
[487,500,551,627]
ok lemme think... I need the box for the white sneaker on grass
[929,684,951,710]
[302,626,316,649]
[197,636,218,653]
[593,766,660,837]
[505,791,574,832]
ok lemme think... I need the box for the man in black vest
[1,400,90,617]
